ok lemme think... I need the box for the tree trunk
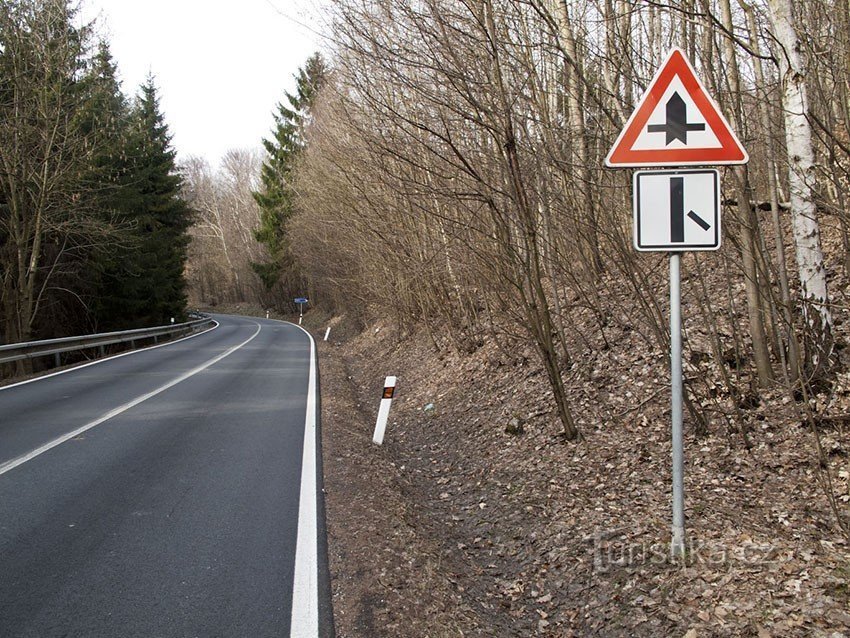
[741,0,800,384]
[716,0,774,385]
[556,0,602,275]
[766,0,833,371]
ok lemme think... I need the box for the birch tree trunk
[741,0,800,384]
[766,0,833,370]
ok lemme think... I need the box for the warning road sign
[633,169,720,251]
[606,48,748,167]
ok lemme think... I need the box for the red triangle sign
[605,48,748,167]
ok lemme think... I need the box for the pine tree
[74,41,136,330]
[94,77,192,329]
[252,52,327,295]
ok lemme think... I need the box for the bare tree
[286,0,850,452]
[182,150,267,308]
[0,0,112,353]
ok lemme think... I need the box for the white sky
[79,0,329,166]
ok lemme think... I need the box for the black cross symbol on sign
[646,92,705,145]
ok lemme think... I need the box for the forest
[4,0,850,426]
[0,0,191,354]
[2,0,849,632]
[5,0,848,526]
[270,0,850,450]
[3,0,850,512]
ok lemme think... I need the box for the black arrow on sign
[647,92,706,145]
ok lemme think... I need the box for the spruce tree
[94,77,192,329]
[76,41,136,330]
[130,77,192,325]
[253,52,327,295]
[76,42,132,228]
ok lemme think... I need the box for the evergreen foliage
[76,41,134,329]
[94,77,192,329]
[252,52,327,297]
[0,0,194,344]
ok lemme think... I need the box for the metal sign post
[606,47,748,561]
[670,253,685,559]
[294,297,308,326]
[632,169,718,560]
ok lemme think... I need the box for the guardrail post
[54,353,61,368]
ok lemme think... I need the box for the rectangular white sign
[633,169,720,251]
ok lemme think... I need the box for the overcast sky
[79,0,329,166]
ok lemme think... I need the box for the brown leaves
[321,320,850,637]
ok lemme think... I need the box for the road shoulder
[318,341,484,637]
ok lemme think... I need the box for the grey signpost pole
[605,47,748,566]
[670,252,685,559]
[294,297,308,325]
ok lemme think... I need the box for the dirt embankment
[315,317,850,638]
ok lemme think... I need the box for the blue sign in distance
[294,297,308,304]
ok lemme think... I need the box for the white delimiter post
[372,376,397,445]
[670,253,686,560]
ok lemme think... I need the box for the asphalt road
[0,314,331,637]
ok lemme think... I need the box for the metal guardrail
[0,316,215,366]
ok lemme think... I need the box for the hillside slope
[318,315,850,637]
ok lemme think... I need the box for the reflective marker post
[372,376,397,445]
[670,253,685,559]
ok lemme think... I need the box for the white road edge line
[0,322,262,477]
[0,320,221,393]
[290,324,320,638]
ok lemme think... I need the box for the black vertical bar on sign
[670,176,684,243]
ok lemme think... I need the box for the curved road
[0,314,331,637]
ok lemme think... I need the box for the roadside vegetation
[287,0,849,443]
[236,2,850,632]
[282,0,850,532]
[0,0,191,368]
